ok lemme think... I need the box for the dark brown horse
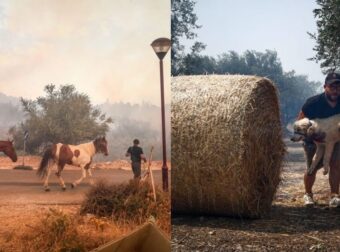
[0,140,18,162]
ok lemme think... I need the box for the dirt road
[172,139,340,251]
[0,169,162,205]
[0,164,167,251]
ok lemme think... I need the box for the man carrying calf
[296,72,340,207]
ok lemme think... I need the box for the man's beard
[325,93,338,102]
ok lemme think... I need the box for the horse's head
[94,136,109,156]
[3,140,18,162]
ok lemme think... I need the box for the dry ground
[172,140,340,251]
[0,157,170,251]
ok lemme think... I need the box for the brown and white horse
[0,140,17,162]
[37,137,108,191]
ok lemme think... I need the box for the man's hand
[141,154,147,163]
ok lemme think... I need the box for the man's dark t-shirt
[302,93,340,119]
[127,146,144,163]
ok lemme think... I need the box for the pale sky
[0,0,170,105]
[183,0,324,83]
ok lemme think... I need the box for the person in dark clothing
[296,72,340,207]
[125,139,147,179]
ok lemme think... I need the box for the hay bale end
[171,75,285,218]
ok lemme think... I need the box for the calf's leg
[323,142,335,175]
[308,144,325,175]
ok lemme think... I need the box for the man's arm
[140,148,147,162]
[140,153,147,163]
[297,110,305,120]
[125,147,131,157]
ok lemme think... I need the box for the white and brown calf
[37,137,108,191]
[292,114,340,175]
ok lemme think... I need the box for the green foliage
[171,0,202,75]
[309,0,340,73]
[176,49,321,128]
[10,84,112,153]
[171,0,321,128]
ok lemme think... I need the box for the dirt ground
[172,140,340,252]
[0,158,168,251]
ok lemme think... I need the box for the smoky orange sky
[0,0,170,105]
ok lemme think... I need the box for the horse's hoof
[62,187,66,191]
[45,188,50,192]
[71,183,76,188]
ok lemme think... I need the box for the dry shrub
[17,208,136,251]
[20,208,85,252]
[5,181,170,251]
[80,179,170,233]
[172,75,286,218]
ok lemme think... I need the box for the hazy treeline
[98,102,170,161]
[175,49,321,128]
[0,88,170,161]
[0,102,24,128]
[0,97,24,141]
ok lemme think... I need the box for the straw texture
[171,75,285,218]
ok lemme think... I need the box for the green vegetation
[174,49,320,127]
[171,0,321,128]
[9,84,112,154]
[171,0,202,76]
[309,0,340,73]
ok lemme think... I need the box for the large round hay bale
[171,75,285,218]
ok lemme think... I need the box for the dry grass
[171,140,340,251]
[3,207,138,252]
[171,75,286,218]
[0,181,170,252]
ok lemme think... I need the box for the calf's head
[291,118,326,143]
[291,118,312,142]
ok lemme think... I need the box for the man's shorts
[303,141,340,170]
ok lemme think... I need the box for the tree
[178,49,321,129]
[171,0,202,75]
[179,42,216,75]
[10,84,112,153]
[309,0,340,73]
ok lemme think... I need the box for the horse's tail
[37,146,54,178]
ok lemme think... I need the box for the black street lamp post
[151,37,171,192]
